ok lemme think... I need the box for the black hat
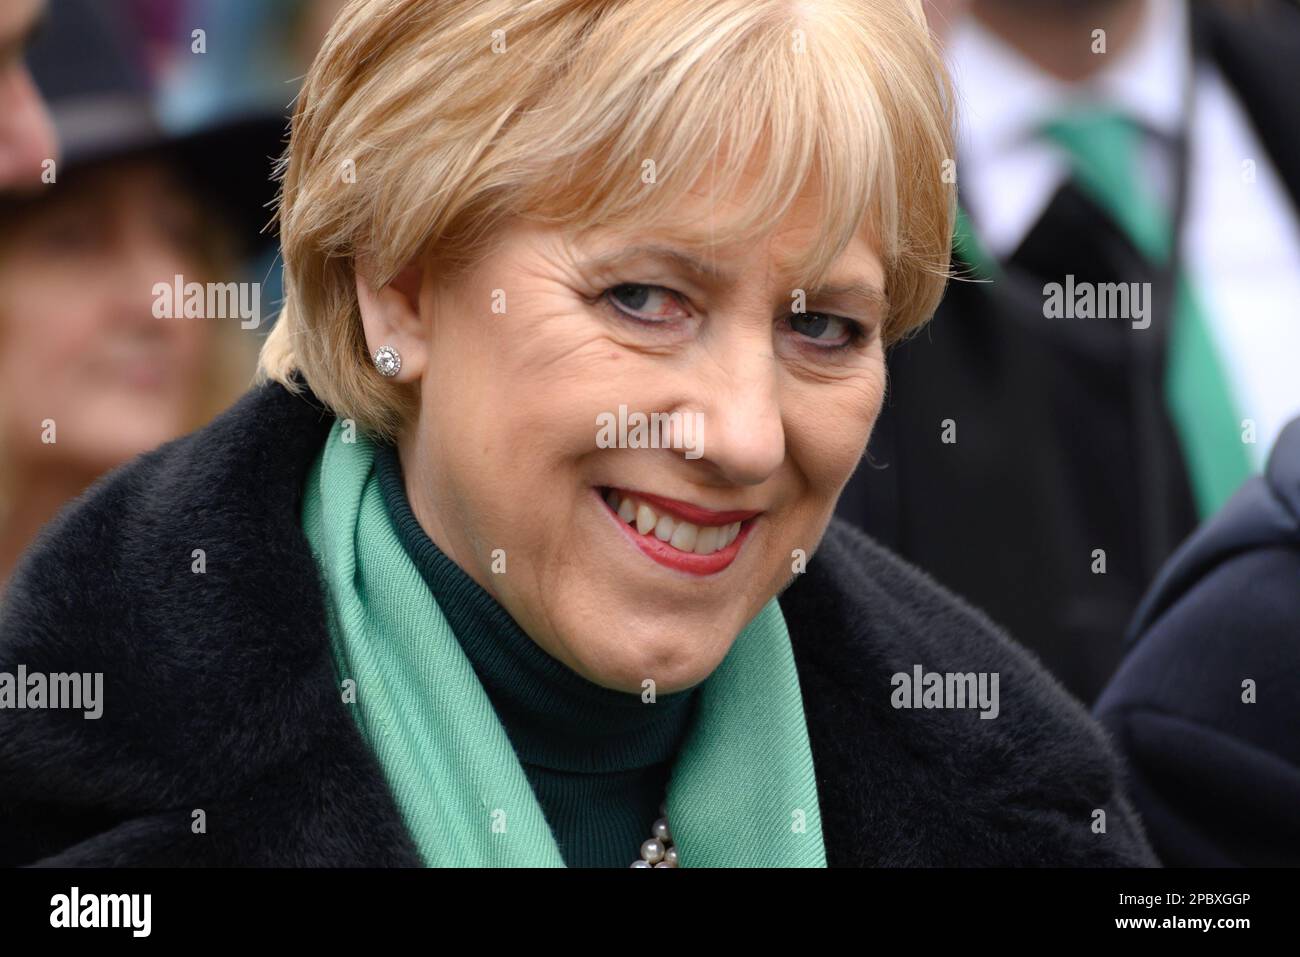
[22,0,287,256]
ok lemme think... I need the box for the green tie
[1040,109,1253,518]
[1029,108,1253,520]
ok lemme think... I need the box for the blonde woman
[0,0,1157,867]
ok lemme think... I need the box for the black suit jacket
[0,378,1155,866]
[837,0,1300,705]
[1094,417,1300,866]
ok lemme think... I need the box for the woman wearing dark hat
[0,0,283,586]
[0,0,1158,867]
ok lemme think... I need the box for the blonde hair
[260,0,956,440]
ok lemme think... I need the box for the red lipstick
[596,488,759,576]
[607,487,761,527]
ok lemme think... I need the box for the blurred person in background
[0,0,57,190]
[915,0,1300,868]
[838,0,1300,704]
[0,0,282,587]
[1095,411,1300,865]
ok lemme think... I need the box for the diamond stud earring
[373,345,401,377]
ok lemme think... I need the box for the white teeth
[669,521,698,552]
[605,489,745,555]
[635,503,657,535]
[694,526,720,554]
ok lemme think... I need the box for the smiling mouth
[596,486,759,575]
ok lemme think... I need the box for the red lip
[606,487,762,527]
[596,489,756,576]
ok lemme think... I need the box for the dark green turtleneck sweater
[373,443,697,867]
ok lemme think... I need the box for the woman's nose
[693,346,786,486]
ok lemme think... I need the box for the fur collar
[0,378,1156,866]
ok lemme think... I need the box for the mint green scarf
[300,421,826,867]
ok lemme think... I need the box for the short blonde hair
[260,0,956,440]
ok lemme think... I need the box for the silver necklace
[630,800,678,867]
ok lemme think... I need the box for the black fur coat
[0,378,1158,866]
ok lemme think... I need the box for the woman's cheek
[791,363,885,488]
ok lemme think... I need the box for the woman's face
[398,181,887,694]
[0,157,213,478]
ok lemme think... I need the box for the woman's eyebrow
[579,243,888,311]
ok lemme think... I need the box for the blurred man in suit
[0,0,56,191]
[839,0,1300,704]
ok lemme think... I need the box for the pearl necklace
[630,800,678,867]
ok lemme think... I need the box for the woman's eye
[154,201,205,257]
[603,283,687,323]
[789,311,856,348]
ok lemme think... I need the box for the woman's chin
[552,615,743,695]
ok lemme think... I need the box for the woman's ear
[355,259,427,382]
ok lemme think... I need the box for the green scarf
[300,420,827,867]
